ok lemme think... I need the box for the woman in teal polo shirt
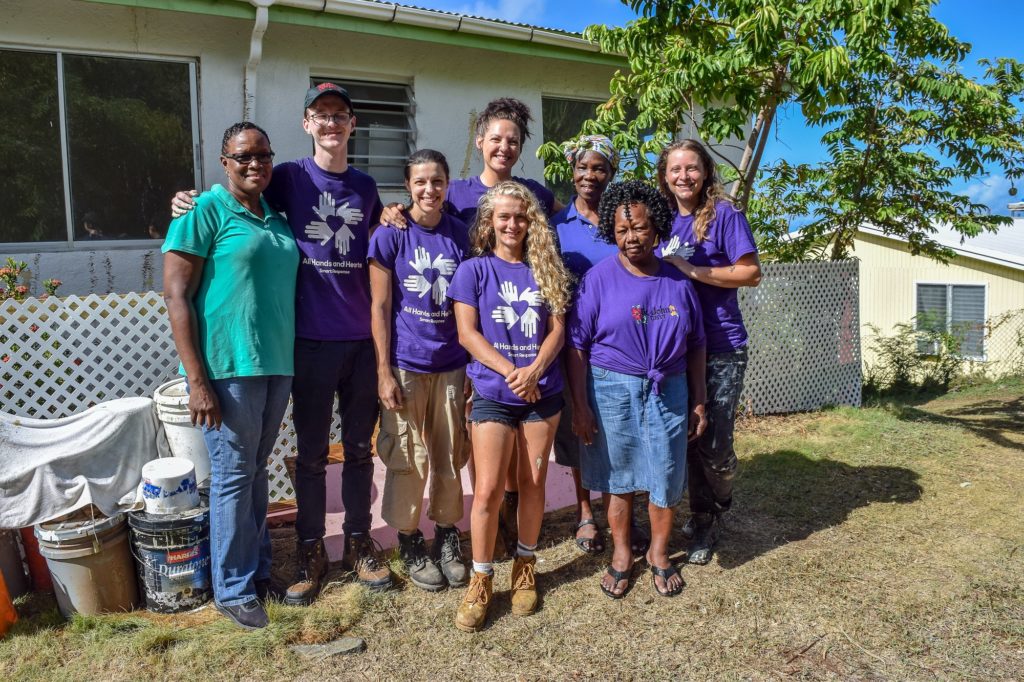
[163,122,299,630]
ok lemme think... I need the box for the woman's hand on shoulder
[380,203,409,229]
[688,402,707,441]
[663,254,696,279]
[187,378,222,430]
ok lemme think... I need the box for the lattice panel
[1,293,179,418]
[739,260,862,414]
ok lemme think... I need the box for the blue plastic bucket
[128,506,212,613]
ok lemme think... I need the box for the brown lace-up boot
[342,532,394,591]
[455,570,493,632]
[284,538,328,606]
[510,555,538,616]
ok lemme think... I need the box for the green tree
[538,0,1024,262]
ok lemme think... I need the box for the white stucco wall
[1,0,617,294]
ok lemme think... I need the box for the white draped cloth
[0,398,168,528]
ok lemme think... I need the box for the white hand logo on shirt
[661,235,694,259]
[491,282,543,337]
[303,191,365,254]
[402,246,458,306]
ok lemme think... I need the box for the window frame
[540,94,604,202]
[0,44,202,252]
[913,281,988,360]
[309,75,416,188]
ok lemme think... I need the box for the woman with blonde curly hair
[656,139,762,566]
[446,181,570,631]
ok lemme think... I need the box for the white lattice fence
[739,260,862,414]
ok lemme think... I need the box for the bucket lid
[35,511,125,543]
[128,504,208,532]
[153,377,188,406]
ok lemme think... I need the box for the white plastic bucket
[141,457,200,515]
[154,378,211,487]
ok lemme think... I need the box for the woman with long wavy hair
[446,181,570,631]
[656,139,762,566]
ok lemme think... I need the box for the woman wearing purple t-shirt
[657,139,763,566]
[368,150,471,593]
[447,181,570,631]
[568,180,707,599]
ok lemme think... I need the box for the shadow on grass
[717,449,923,569]
[891,397,1024,452]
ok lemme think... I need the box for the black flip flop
[600,564,632,599]
[649,563,684,598]
[574,518,605,554]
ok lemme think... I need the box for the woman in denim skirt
[656,139,763,565]
[567,181,707,598]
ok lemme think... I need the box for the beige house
[853,216,1024,376]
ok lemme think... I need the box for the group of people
[162,84,761,633]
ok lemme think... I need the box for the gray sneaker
[432,525,468,588]
[686,513,721,565]
[398,530,446,592]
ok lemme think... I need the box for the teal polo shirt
[163,184,299,379]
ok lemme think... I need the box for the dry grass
[2,378,1022,680]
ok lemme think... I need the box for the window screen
[915,283,985,358]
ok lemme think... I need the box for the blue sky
[411,0,1024,213]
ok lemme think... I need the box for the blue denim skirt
[580,366,689,508]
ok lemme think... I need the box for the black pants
[688,348,747,514]
[292,338,379,539]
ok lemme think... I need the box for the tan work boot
[455,571,493,632]
[510,554,538,616]
[342,532,393,591]
[284,538,328,606]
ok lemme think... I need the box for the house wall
[853,232,1024,372]
[1,0,617,294]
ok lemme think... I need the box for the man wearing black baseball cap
[172,82,394,619]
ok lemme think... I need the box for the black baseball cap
[303,82,354,112]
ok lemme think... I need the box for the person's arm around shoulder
[665,203,762,288]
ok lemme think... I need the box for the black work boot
[432,525,468,588]
[398,530,446,592]
[686,513,721,565]
[284,538,328,606]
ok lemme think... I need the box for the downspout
[243,0,275,122]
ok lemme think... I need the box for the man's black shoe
[216,599,269,630]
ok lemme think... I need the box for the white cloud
[963,174,1013,206]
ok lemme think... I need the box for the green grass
[2,378,1022,680]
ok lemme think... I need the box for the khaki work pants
[378,366,469,532]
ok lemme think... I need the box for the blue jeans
[201,375,292,606]
[581,367,689,509]
[688,348,747,514]
[292,338,379,539]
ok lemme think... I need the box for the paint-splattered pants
[688,348,747,514]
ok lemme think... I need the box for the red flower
[30,324,39,332]
[1,354,9,363]
[73,358,82,366]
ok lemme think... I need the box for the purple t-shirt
[446,176,556,226]
[569,255,705,392]
[552,197,618,282]
[263,158,384,341]
[660,200,757,353]
[367,213,470,373]
[446,253,563,405]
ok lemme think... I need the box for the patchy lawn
[3,378,1022,680]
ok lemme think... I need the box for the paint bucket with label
[34,511,139,618]
[128,505,211,613]
[154,378,211,488]
[141,457,200,515]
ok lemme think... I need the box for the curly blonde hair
[656,139,729,244]
[471,181,570,315]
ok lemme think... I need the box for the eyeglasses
[222,152,275,165]
[306,112,353,127]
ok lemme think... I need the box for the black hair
[404,148,450,181]
[221,121,271,154]
[596,180,673,244]
[476,97,532,140]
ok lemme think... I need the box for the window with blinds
[915,283,986,358]
[310,77,415,187]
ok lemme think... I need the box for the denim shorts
[580,366,689,508]
[469,390,564,427]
